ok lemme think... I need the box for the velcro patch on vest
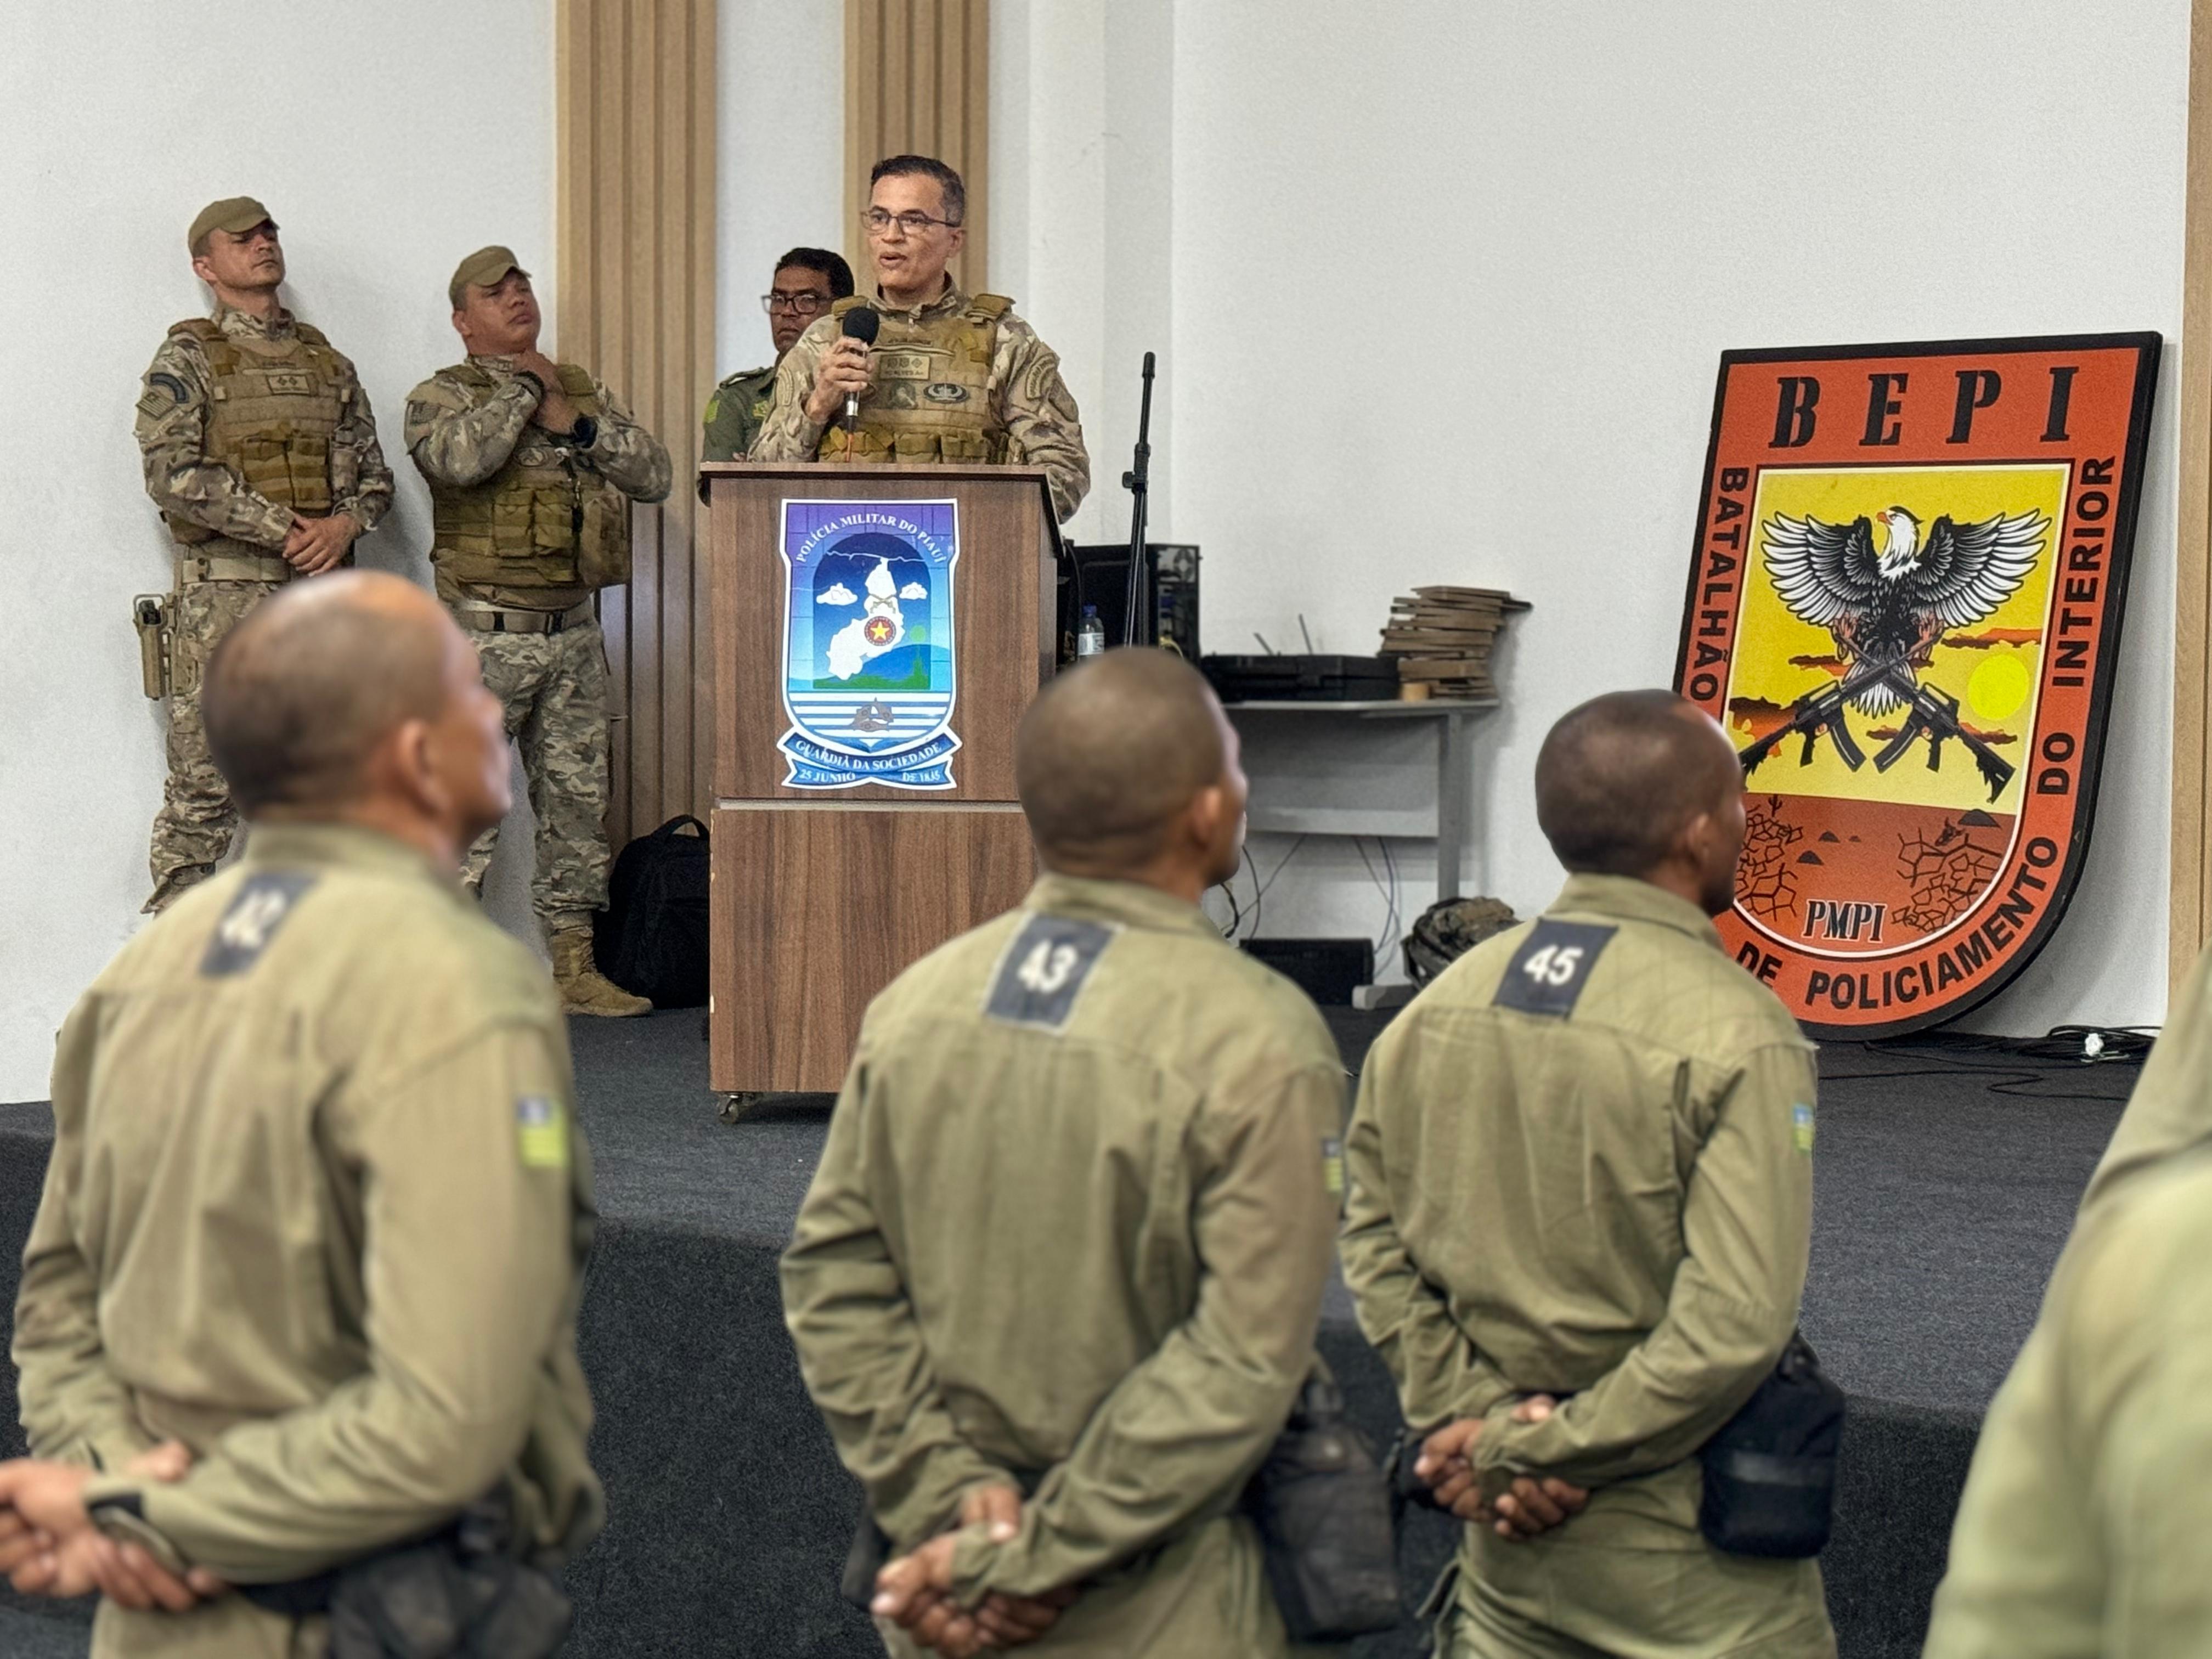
[924,382,970,404]
[1492,919,1617,1018]
[263,371,315,396]
[984,914,1117,1031]
[876,350,935,381]
[200,871,319,978]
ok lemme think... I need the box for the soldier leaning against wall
[133,196,392,915]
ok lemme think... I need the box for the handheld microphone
[839,306,882,428]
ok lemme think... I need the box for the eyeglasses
[863,208,961,238]
[761,292,833,315]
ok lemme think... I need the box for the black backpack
[594,815,710,1008]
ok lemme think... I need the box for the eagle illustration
[1763,505,2049,714]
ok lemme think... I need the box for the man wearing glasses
[702,247,855,463]
[752,154,1091,524]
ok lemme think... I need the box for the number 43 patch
[984,913,1118,1031]
[1492,920,1617,1018]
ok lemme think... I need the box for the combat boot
[549,929,652,1018]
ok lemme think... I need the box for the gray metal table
[1220,699,1499,900]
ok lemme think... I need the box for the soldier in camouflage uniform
[134,197,393,913]
[701,247,854,465]
[404,246,672,1018]
[751,155,1090,524]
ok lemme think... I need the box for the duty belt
[177,548,291,584]
[451,599,597,635]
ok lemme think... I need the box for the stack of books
[1378,586,1530,701]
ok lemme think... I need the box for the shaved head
[1017,650,1234,873]
[1536,691,1742,895]
[205,573,459,812]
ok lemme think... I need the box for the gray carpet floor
[562,1010,2134,1416]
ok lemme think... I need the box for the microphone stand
[1120,352,1156,647]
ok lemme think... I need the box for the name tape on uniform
[1492,920,1618,1019]
[200,871,320,978]
[983,914,1118,1032]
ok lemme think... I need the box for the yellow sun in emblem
[1967,653,2031,722]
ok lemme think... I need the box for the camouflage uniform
[403,353,671,936]
[750,280,1091,524]
[700,364,778,462]
[134,304,392,911]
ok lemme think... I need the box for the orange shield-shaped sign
[1675,335,2159,1038]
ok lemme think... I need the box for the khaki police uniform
[1340,873,1835,1658]
[701,363,777,462]
[749,280,1091,524]
[780,873,1344,1657]
[134,203,393,914]
[402,264,672,951]
[1923,943,2212,1656]
[11,823,601,1658]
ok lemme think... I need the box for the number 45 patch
[984,913,1119,1031]
[1492,919,1617,1018]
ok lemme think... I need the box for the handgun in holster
[1241,1369,1402,1641]
[133,594,172,699]
[237,1487,573,1659]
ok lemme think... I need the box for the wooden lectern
[700,462,1057,1095]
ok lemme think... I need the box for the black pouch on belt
[1697,1329,1846,1558]
[1242,1372,1401,1641]
[237,1490,573,1658]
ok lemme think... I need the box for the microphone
[839,306,881,430]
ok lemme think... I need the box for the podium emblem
[776,498,961,789]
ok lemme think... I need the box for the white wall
[998,0,2188,1030]
[0,2,555,1102]
[717,0,845,377]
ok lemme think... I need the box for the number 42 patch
[1493,920,1617,1018]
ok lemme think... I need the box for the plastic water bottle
[1077,605,1106,658]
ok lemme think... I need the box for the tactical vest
[816,293,1012,465]
[165,317,350,546]
[428,363,632,590]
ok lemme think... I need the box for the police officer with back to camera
[1923,939,2212,1655]
[404,245,674,1018]
[749,154,1091,524]
[781,650,1355,1657]
[701,246,855,463]
[134,196,394,916]
[1341,689,1839,1658]
[0,572,600,1659]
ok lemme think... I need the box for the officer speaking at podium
[749,154,1091,525]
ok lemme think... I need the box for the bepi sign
[1674,334,2159,1039]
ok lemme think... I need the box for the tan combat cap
[188,196,274,253]
[449,245,530,309]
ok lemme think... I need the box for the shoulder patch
[516,1095,569,1170]
[983,913,1116,1031]
[1492,919,1617,1018]
[145,371,190,407]
[1793,1102,1816,1154]
[200,871,319,978]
